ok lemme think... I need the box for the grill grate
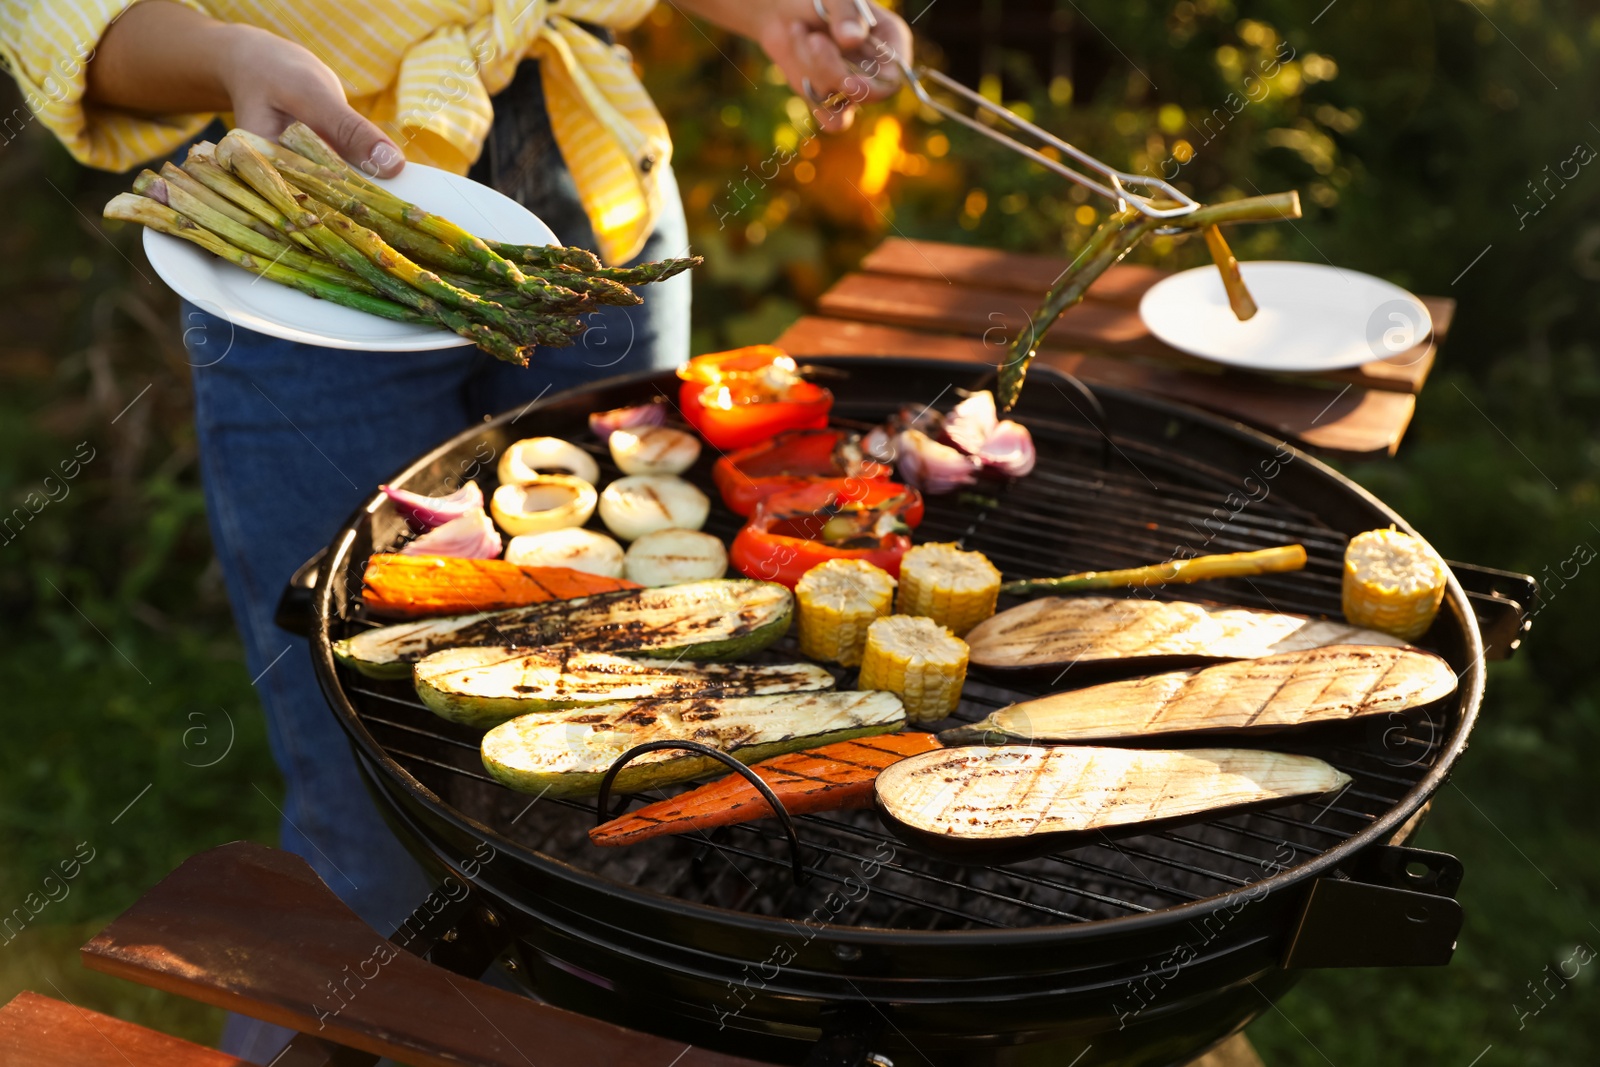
[331,394,1447,934]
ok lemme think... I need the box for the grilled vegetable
[623,529,728,586]
[610,426,701,476]
[415,647,834,727]
[942,646,1457,746]
[489,475,596,535]
[1000,544,1307,597]
[397,507,502,559]
[895,542,1002,636]
[794,558,897,666]
[711,428,892,517]
[859,615,969,724]
[498,437,600,486]
[590,731,942,845]
[1342,528,1447,640]
[381,482,484,531]
[677,346,833,450]
[482,690,905,796]
[333,579,793,677]
[729,479,923,588]
[361,554,638,618]
[877,745,1350,861]
[599,475,710,541]
[965,595,1407,673]
[503,528,625,578]
[589,401,666,442]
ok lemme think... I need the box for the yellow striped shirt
[0,0,670,263]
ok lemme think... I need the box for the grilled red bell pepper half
[712,428,893,517]
[677,345,832,451]
[729,478,924,588]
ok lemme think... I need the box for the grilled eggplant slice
[965,595,1407,674]
[415,647,835,727]
[590,731,943,846]
[943,646,1456,746]
[877,745,1351,863]
[482,690,906,796]
[333,579,793,678]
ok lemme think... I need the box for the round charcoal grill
[288,358,1532,1067]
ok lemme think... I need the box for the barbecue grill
[281,357,1535,1067]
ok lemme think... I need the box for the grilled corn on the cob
[859,615,968,724]
[795,559,898,666]
[896,542,1001,636]
[1342,527,1446,640]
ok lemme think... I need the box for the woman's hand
[217,26,404,177]
[759,0,913,132]
[85,0,403,176]
[676,0,913,133]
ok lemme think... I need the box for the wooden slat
[81,842,763,1067]
[777,316,1413,457]
[850,238,1449,393]
[0,991,255,1067]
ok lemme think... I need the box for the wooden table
[1,843,1267,1067]
[776,238,1452,458]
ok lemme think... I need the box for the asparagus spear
[996,190,1302,412]
[1202,224,1258,321]
[999,545,1308,597]
[214,134,528,364]
[997,208,1158,412]
[138,167,379,296]
[487,241,604,272]
[156,162,281,242]
[276,122,580,294]
[184,144,320,253]
[274,122,690,301]
[104,193,429,324]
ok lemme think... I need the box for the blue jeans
[191,62,689,1062]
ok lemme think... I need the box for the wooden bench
[777,238,1453,457]
[0,842,1268,1067]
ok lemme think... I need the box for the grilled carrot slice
[361,554,638,619]
[589,731,942,847]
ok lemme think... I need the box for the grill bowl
[307,358,1484,1066]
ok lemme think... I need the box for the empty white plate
[143,162,558,351]
[1138,261,1432,373]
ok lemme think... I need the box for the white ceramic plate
[143,162,559,351]
[1138,261,1432,373]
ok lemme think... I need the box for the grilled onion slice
[599,475,710,541]
[503,528,625,578]
[623,528,728,586]
[610,426,701,476]
[498,437,600,486]
[490,475,596,535]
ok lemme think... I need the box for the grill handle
[275,546,328,638]
[1445,560,1537,660]
[595,740,810,886]
[1283,845,1464,969]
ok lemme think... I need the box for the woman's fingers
[792,25,859,131]
[816,0,873,48]
[223,34,406,177]
[294,91,405,178]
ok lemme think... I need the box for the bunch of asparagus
[995,189,1302,412]
[103,123,701,365]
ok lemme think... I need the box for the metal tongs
[816,3,1198,227]
[815,6,1297,410]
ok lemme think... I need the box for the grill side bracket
[1282,846,1464,969]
